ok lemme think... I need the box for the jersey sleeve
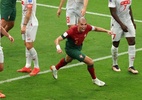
[108,0,116,8]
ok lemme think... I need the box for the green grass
[0,0,142,100]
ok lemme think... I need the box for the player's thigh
[83,56,94,65]
[111,26,123,41]
[26,25,38,42]
[66,10,76,25]
[66,49,86,62]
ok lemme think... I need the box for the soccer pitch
[0,0,142,100]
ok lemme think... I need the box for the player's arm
[54,35,64,54]
[0,26,14,42]
[109,7,128,32]
[81,0,88,16]
[129,6,136,29]
[57,0,65,17]
[93,26,116,39]
[21,4,33,34]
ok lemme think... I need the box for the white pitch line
[0,48,142,84]
[16,1,142,23]
[36,3,142,23]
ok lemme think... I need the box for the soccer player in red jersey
[50,17,115,86]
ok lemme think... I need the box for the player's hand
[81,8,86,16]
[120,24,128,32]
[21,25,26,34]
[107,31,116,39]
[57,49,63,54]
[57,8,62,17]
[8,35,14,42]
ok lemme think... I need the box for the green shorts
[66,49,86,62]
[1,8,16,21]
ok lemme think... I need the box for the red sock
[87,65,96,79]
[56,58,67,70]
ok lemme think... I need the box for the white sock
[29,48,39,68]
[128,45,135,67]
[111,45,118,66]
[25,48,32,68]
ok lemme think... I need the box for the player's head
[78,17,87,32]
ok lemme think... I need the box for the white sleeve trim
[91,26,95,31]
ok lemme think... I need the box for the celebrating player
[50,17,115,86]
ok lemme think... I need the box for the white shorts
[66,9,82,25]
[22,25,38,42]
[0,46,4,63]
[111,24,136,41]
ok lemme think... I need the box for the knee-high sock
[29,48,39,68]
[55,58,67,70]
[128,45,135,67]
[111,45,118,66]
[25,48,32,68]
[87,65,96,79]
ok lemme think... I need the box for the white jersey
[66,0,83,11]
[108,0,133,26]
[21,0,38,26]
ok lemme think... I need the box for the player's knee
[87,64,94,68]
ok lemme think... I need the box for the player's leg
[125,25,138,74]
[4,21,15,32]
[0,47,6,98]
[66,10,76,28]
[26,26,40,76]
[111,27,122,72]
[50,55,73,79]
[1,8,16,32]
[83,56,105,86]
[0,47,4,72]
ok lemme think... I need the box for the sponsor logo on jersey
[120,0,130,11]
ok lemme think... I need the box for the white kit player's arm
[81,0,88,16]
[21,3,33,34]
[57,0,66,17]
[129,6,136,29]
[108,0,128,32]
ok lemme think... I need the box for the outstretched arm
[94,26,116,39]
[54,36,64,53]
